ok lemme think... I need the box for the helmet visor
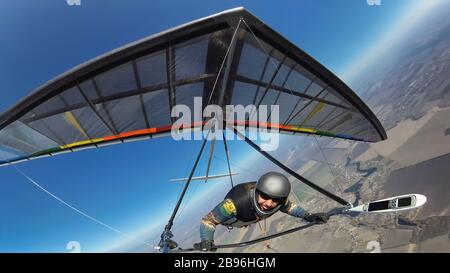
[256,190,285,204]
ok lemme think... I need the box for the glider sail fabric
[0,8,386,166]
[228,29,379,142]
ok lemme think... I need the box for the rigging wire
[174,139,207,222]
[222,130,234,189]
[259,218,279,252]
[266,245,280,253]
[173,172,204,226]
[10,164,154,248]
[291,184,330,200]
[330,140,354,183]
[241,19,296,99]
[206,18,243,106]
[257,220,269,251]
[213,155,260,178]
[172,140,203,224]
[173,174,202,226]
[241,19,298,123]
[313,136,345,196]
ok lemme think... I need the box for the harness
[224,182,279,228]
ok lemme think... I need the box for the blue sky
[0,0,437,252]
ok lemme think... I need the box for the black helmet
[253,172,291,216]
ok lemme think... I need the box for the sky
[0,0,441,252]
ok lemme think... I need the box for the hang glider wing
[0,7,386,166]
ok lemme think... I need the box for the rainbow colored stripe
[0,121,370,166]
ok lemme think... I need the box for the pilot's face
[257,193,281,211]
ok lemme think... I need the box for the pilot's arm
[280,199,329,223]
[197,198,237,251]
[279,199,309,218]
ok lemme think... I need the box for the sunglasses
[257,191,284,204]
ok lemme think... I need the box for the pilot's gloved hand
[304,212,329,224]
[193,240,217,252]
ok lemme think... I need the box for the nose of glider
[414,194,427,207]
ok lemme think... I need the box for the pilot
[194,171,329,251]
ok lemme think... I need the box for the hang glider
[0,7,415,254]
[0,7,386,167]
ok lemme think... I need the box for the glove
[193,240,217,252]
[304,212,329,224]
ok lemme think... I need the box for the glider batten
[242,21,386,141]
[225,29,381,142]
